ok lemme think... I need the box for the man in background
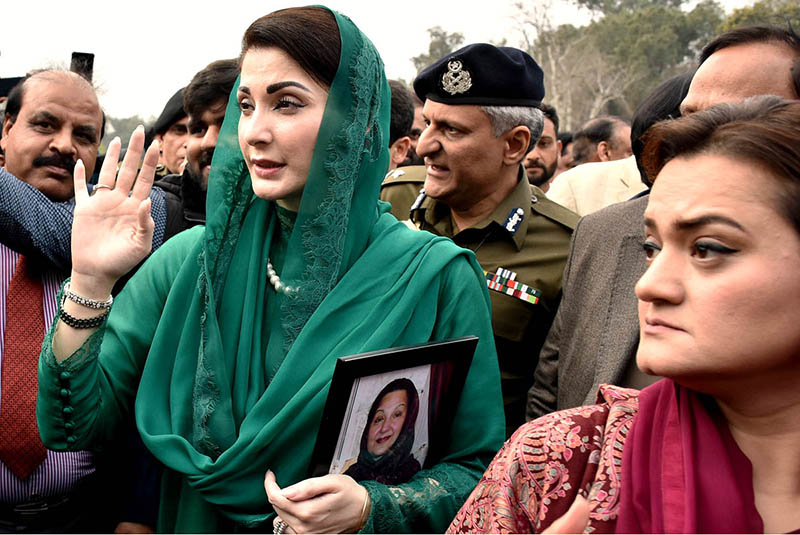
[555,131,574,175]
[386,80,415,172]
[569,115,631,167]
[380,81,423,218]
[156,59,239,232]
[401,93,425,167]
[148,88,189,179]
[523,102,561,192]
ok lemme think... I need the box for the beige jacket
[546,156,647,216]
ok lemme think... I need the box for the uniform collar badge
[441,59,472,95]
[504,207,525,234]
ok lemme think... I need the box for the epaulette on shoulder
[381,165,427,187]
[531,186,580,230]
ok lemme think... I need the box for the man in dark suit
[527,24,800,419]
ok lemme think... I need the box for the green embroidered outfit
[36,8,503,533]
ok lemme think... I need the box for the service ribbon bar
[484,268,542,304]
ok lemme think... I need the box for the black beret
[152,87,187,135]
[413,43,544,107]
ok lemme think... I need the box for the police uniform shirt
[406,167,578,435]
[380,167,426,221]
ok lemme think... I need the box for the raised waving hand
[70,126,159,292]
[53,126,159,363]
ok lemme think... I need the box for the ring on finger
[92,184,113,194]
[273,518,289,534]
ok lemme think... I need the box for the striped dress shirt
[0,243,94,504]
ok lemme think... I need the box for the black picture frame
[309,336,478,482]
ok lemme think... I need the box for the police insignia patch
[484,268,542,304]
[441,60,472,95]
[504,207,525,234]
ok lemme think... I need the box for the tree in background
[719,0,800,32]
[409,0,794,131]
[572,0,683,15]
[411,27,465,73]
[514,0,722,130]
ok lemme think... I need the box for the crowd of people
[0,4,799,534]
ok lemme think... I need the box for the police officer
[381,44,578,436]
[148,87,189,179]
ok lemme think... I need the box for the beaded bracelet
[59,307,109,329]
[64,281,113,309]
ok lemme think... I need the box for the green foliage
[586,0,723,108]
[515,0,722,129]
[574,0,685,16]
[412,0,795,131]
[718,0,800,32]
[411,27,465,73]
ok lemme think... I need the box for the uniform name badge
[484,267,542,304]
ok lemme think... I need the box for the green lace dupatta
[129,7,491,531]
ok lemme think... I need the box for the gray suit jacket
[526,194,654,419]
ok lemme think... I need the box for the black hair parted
[537,102,560,135]
[184,59,240,120]
[241,6,341,90]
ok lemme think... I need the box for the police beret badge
[441,60,472,95]
[414,43,544,106]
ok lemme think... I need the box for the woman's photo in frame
[330,366,431,483]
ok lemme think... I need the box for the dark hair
[5,69,106,140]
[571,116,628,165]
[362,378,420,452]
[700,24,800,98]
[240,6,341,89]
[631,70,696,187]
[642,95,800,234]
[388,80,415,146]
[183,59,240,120]
[537,102,559,135]
[557,131,572,155]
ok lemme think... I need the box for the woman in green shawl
[37,6,504,533]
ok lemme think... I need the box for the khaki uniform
[381,166,578,435]
[380,167,426,221]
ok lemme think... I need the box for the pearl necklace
[267,259,295,295]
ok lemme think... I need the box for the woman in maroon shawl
[448,96,800,534]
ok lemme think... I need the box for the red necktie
[0,255,47,480]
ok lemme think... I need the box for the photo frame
[309,336,478,484]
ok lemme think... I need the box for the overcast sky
[2,0,754,120]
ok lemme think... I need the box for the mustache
[525,160,546,171]
[33,153,76,174]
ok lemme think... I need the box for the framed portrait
[309,336,478,485]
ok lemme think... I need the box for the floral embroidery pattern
[447,385,639,534]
